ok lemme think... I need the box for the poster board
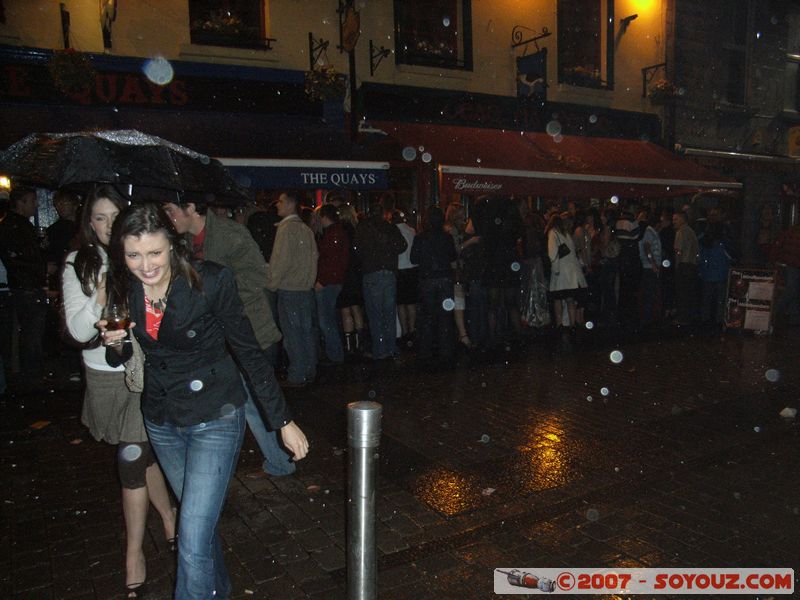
[724,268,776,333]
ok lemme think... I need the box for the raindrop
[553,133,563,143]
[586,508,600,521]
[753,426,761,433]
[764,369,780,382]
[143,57,174,85]
[442,298,455,311]
[479,434,490,444]
[609,350,624,364]
[200,155,210,165]
[418,145,425,152]
[120,445,142,462]
[189,379,204,392]
[476,158,482,163]
[220,403,235,417]
[442,16,451,27]
[402,146,417,161]
[545,120,562,137]
[481,382,487,387]
[662,259,672,268]
[600,387,610,396]
[585,321,594,330]
[587,395,593,402]
[368,390,376,399]
[756,31,761,39]
[494,217,502,225]
[510,262,521,272]
[610,195,619,204]
[589,114,598,124]
[770,15,778,25]
[421,152,432,163]
[186,329,197,338]
[733,492,741,500]
[614,467,620,472]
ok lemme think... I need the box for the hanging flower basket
[648,79,679,105]
[304,65,346,102]
[48,48,96,95]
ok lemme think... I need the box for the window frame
[393,0,473,71]
[188,0,274,51]
[719,0,752,106]
[556,0,614,90]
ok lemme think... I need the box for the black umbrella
[0,129,250,205]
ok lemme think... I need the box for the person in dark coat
[410,206,457,368]
[102,204,308,600]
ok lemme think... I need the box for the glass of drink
[103,304,130,346]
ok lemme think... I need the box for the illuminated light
[609,350,624,364]
[610,195,619,204]
[442,298,455,311]
[585,321,594,330]
[443,16,451,27]
[510,262,521,272]
[0,175,10,190]
[662,259,672,268]
[189,379,204,392]
[143,57,174,86]
[600,387,610,396]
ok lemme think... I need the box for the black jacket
[0,211,46,290]
[108,261,292,429]
[354,216,407,274]
[410,231,457,280]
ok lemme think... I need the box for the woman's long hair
[71,185,128,296]
[109,203,201,305]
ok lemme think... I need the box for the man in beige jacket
[267,192,319,387]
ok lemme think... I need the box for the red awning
[372,121,741,198]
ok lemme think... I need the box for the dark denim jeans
[417,277,456,362]
[7,289,47,375]
[362,270,398,359]
[145,406,245,600]
[465,279,489,348]
[240,371,295,477]
[640,270,661,327]
[315,284,344,363]
[277,289,317,384]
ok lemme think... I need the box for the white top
[62,248,122,372]
[396,222,417,270]
[548,228,587,292]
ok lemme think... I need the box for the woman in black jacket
[102,204,308,600]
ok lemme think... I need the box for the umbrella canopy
[0,129,250,205]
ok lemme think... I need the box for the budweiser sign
[452,178,503,191]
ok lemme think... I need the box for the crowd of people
[2,184,800,598]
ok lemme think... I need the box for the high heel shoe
[124,581,148,599]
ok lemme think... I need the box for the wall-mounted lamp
[620,13,638,32]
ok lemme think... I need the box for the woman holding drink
[101,203,309,600]
[62,186,175,599]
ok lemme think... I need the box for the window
[721,0,751,105]
[394,0,473,70]
[189,0,273,50]
[557,0,613,89]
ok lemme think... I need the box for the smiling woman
[103,203,308,600]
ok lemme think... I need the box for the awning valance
[218,158,390,191]
[373,121,741,198]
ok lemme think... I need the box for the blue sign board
[222,160,389,191]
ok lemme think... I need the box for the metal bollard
[347,401,382,600]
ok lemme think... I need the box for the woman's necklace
[145,281,171,314]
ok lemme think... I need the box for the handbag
[124,333,145,393]
[555,233,571,258]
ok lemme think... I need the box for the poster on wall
[724,268,776,333]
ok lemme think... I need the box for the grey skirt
[81,367,148,444]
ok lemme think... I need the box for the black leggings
[117,441,156,490]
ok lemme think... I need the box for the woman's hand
[96,318,136,352]
[280,421,309,461]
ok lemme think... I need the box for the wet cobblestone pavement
[2,327,799,599]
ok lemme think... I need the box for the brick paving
[1,327,799,599]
